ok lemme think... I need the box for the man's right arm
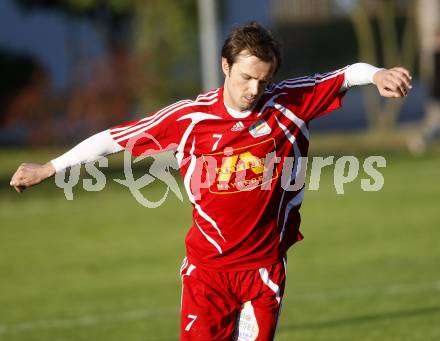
[10,95,197,193]
[10,130,123,192]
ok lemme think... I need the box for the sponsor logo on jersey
[231,121,245,131]
[249,119,271,138]
[201,138,279,194]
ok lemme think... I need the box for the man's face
[222,51,274,112]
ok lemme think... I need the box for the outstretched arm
[10,130,123,193]
[342,62,412,98]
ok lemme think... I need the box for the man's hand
[373,67,412,98]
[10,162,56,193]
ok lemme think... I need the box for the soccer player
[10,22,411,340]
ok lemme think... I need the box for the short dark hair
[221,21,281,74]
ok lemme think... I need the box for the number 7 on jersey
[185,314,197,331]
[211,134,222,151]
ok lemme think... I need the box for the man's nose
[249,80,259,96]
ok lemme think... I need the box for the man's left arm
[342,62,412,98]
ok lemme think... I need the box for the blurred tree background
[1,0,199,144]
[0,0,438,150]
[273,0,418,132]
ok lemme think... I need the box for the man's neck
[224,102,252,119]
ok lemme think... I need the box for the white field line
[0,280,439,335]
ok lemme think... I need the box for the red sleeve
[272,68,347,122]
[108,100,189,156]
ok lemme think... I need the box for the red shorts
[180,257,286,341]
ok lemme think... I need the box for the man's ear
[221,57,230,76]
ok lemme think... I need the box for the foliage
[349,0,417,131]
[15,0,133,16]
[14,0,200,113]
[131,0,199,109]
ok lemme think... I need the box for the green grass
[1,149,439,340]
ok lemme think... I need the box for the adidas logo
[231,121,245,131]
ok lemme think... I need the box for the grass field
[0,147,439,340]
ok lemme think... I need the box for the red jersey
[110,68,346,271]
